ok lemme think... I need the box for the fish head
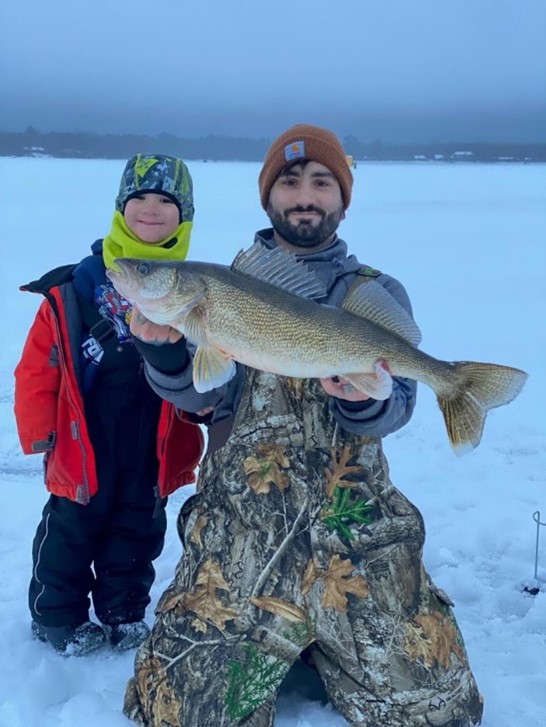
[107,258,204,326]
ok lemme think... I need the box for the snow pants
[124,372,483,726]
[30,381,166,628]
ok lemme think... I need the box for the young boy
[14,154,204,656]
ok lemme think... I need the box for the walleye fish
[107,243,527,454]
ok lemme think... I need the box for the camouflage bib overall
[125,370,483,727]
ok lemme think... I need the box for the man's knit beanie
[115,153,195,222]
[258,124,353,210]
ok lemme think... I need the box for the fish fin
[342,280,422,346]
[232,243,327,300]
[184,306,208,346]
[346,362,393,401]
[193,346,237,393]
[436,362,528,454]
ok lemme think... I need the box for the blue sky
[2,0,545,141]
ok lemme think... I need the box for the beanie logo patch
[284,141,305,161]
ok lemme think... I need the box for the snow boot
[104,621,151,652]
[31,620,106,656]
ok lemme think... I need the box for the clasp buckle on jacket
[90,318,116,343]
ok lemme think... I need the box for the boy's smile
[124,192,180,243]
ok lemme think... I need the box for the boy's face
[124,193,180,243]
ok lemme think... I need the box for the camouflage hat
[115,154,195,222]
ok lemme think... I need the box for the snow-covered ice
[0,157,544,726]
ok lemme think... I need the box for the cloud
[2,0,545,141]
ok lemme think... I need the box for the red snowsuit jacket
[14,278,204,505]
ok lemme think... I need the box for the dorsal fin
[231,243,327,300]
[342,280,422,346]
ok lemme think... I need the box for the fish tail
[437,362,528,454]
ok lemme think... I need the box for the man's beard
[267,204,343,248]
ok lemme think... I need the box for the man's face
[267,161,344,250]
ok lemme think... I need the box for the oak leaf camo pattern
[124,371,483,727]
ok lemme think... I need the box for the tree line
[1,128,545,162]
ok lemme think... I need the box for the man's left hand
[319,361,391,401]
[130,306,183,345]
[319,375,371,401]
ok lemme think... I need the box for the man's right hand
[130,306,183,345]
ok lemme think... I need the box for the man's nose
[292,182,316,204]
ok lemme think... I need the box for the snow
[1,157,545,727]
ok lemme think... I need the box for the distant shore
[2,130,545,163]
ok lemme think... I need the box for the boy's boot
[31,620,106,656]
[103,621,151,652]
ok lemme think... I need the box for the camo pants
[124,372,483,726]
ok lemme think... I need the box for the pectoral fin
[346,361,393,401]
[193,346,237,393]
[184,306,208,346]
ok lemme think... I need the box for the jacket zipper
[51,308,91,505]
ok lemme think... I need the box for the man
[124,125,483,727]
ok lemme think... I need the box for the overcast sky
[2,0,545,142]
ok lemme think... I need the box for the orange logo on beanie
[284,141,306,161]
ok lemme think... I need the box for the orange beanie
[258,124,353,210]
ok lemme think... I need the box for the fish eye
[137,262,151,276]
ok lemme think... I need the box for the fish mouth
[106,266,137,302]
[106,263,129,285]
[106,259,158,300]
[108,258,153,282]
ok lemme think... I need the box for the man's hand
[319,361,391,402]
[195,405,215,417]
[319,375,371,401]
[130,306,183,345]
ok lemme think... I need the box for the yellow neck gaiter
[103,211,193,271]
